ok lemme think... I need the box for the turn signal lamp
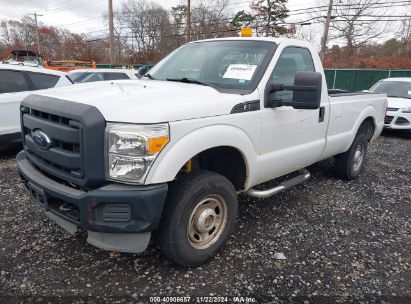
[148,136,169,154]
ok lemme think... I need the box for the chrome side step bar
[246,169,311,199]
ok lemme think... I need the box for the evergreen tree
[250,0,289,37]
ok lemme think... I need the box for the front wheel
[335,133,368,180]
[157,170,238,267]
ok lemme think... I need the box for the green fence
[96,64,130,69]
[324,69,411,91]
[95,65,411,91]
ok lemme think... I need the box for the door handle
[319,106,325,122]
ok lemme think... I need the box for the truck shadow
[0,143,22,160]
[381,129,410,139]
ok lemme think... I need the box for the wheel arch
[358,116,376,142]
[343,106,379,152]
[145,125,257,190]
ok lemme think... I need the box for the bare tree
[398,17,411,41]
[329,0,388,56]
[121,0,171,62]
[0,16,37,50]
[103,11,130,63]
[294,24,318,45]
[190,0,233,40]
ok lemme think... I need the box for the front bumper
[17,151,168,253]
[384,111,411,130]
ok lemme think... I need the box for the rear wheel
[335,133,368,180]
[157,170,238,267]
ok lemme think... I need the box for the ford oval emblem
[31,130,52,150]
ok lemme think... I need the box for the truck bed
[321,92,386,160]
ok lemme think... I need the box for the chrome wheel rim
[187,195,228,250]
[352,143,364,172]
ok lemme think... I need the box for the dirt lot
[0,131,410,303]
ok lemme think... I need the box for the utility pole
[29,12,43,54]
[108,0,115,65]
[187,0,191,42]
[320,0,333,62]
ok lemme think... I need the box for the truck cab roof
[194,36,312,47]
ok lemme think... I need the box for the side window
[270,47,315,100]
[0,70,30,94]
[104,73,130,80]
[27,72,59,90]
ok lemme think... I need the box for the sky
[0,0,317,36]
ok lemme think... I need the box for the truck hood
[387,97,411,109]
[32,80,245,123]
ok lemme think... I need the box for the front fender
[145,124,258,188]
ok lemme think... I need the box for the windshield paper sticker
[223,64,257,81]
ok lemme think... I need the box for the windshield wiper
[166,77,214,88]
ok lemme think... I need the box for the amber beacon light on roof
[240,27,253,37]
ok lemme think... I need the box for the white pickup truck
[17,37,386,267]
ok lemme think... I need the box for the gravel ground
[0,131,410,304]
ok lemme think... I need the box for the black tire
[335,133,368,180]
[157,170,238,267]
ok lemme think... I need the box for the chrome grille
[21,106,84,180]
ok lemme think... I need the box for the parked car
[0,64,72,148]
[369,78,411,131]
[2,50,44,68]
[16,37,386,267]
[67,69,138,83]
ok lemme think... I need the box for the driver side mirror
[137,66,149,78]
[269,71,322,110]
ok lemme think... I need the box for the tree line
[0,0,291,63]
[0,16,108,62]
[0,0,410,68]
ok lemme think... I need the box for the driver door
[258,46,328,182]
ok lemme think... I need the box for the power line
[4,0,101,20]
[3,0,411,41]
[39,0,101,14]
[78,12,410,39]
[53,16,103,28]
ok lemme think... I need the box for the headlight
[402,107,411,113]
[105,123,169,183]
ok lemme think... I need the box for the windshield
[370,81,411,99]
[148,40,277,92]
